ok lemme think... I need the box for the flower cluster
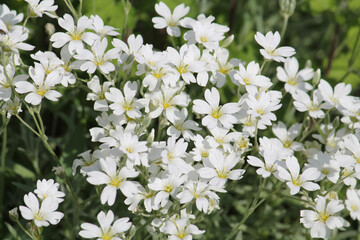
[19,179,65,227]
[2,1,360,240]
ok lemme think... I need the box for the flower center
[201,151,208,158]
[351,205,358,212]
[167,152,175,161]
[164,184,173,193]
[216,168,229,178]
[288,77,298,86]
[291,175,302,186]
[177,64,188,74]
[70,29,82,41]
[34,212,45,221]
[122,102,133,111]
[308,102,320,112]
[211,107,222,119]
[200,35,208,42]
[36,88,47,96]
[126,147,133,153]
[101,232,113,240]
[317,211,330,223]
[109,177,123,188]
[162,100,171,109]
[283,138,293,148]
[256,108,265,115]
[243,78,251,85]
[265,163,276,173]
[321,168,330,175]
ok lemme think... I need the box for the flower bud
[221,35,234,48]
[147,129,155,147]
[128,225,136,239]
[304,116,311,130]
[332,116,340,129]
[312,68,321,86]
[52,166,65,178]
[9,207,19,222]
[279,0,296,17]
[45,23,55,36]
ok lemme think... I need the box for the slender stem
[22,16,30,30]
[259,60,267,74]
[0,117,7,229]
[324,172,353,196]
[225,179,267,240]
[16,115,42,138]
[78,0,83,16]
[16,220,37,240]
[63,0,79,20]
[280,15,289,40]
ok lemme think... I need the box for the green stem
[259,60,267,74]
[22,16,30,30]
[323,172,353,196]
[78,0,83,16]
[16,115,42,138]
[225,178,267,240]
[0,116,7,230]
[280,15,289,40]
[16,220,37,240]
[63,0,79,20]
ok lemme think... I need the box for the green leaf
[5,222,22,240]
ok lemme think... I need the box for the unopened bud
[147,129,155,147]
[332,116,340,129]
[305,59,312,69]
[312,68,321,86]
[221,35,234,48]
[9,207,19,222]
[128,225,136,239]
[279,0,296,17]
[304,116,311,130]
[45,23,55,36]
[52,166,65,177]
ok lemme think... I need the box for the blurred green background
[1,0,360,239]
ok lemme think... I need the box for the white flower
[198,150,245,187]
[305,151,340,183]
[34,179,65,204]
[25,0,58,18]
[247,151,279,178]
[86,157,139,206]
[233,61,272,91]
[246,90,282,128]
[152,2,189,37]
[318,79,352,109]
[177,181,222,213]
[87,76,113,111]
[277,156,320,195]
[112,34,143,69]
[147,85,189,122]
[91,15,119,37]
[15,67,61,105]
[182,14,229,50]
[161,136,193,174]
[162,218,205,239]
[276,57,313,94]
[345,189,360,221]
[300,196,345,239]
[72,150,100,176]
[193,87,240,129]
[167,108,201,141]
[0,64,28,101]
[272,121,303,153]
[0,29,34,53]
[19,192,63,227]
[166,44,206,84]
[148,174,187,208]
[79,210,131,239]
[2,96,22,118]
[74,38,119,74]
[255,31,295,62]
[106,81,148,118]
[50,14,98,54]
[119,132,148,165]
[293,90,329,118]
